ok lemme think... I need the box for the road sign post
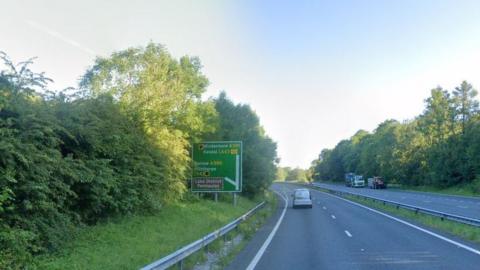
[191,141,243,193]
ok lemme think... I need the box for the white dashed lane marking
[345,230,352,237]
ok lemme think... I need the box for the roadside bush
[471,177,480,194]
[0,46,279,268]
[0,53,172,267]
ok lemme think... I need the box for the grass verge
[396,183,480,197]
[215,190,277,269]
[180,190,278,270]
[33,194,264,270]
[308,184,480,245]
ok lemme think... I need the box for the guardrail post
[415,209,418,214]
[178,259,183,270]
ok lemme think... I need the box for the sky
[2,0,480,168]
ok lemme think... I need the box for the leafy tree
[452,81,479,134]
[285,167,308,182]
[80,43,218,198]
[208,92,278,196]
[313,149,333,181]
[391,121,427,185]
[276,167,290,181]
[419,87,455,144]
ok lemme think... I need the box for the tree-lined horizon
[310,81,480,191]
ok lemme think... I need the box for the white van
[292,189,313,208]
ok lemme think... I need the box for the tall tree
[208,92,278,196]
[80,43,218,196]
[276,167,290,181]
[286,167,308,182]
[452,81,479,134]
[420,87,455,144]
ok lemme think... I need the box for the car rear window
[295,190,310,199]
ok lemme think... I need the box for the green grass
[33,195,262,270]
[215,191,278,269]
[397,183,480,197]
[170,191,277,270]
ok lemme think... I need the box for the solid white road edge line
[318,190,480,256]
[246,189,288,270]
[344,230,352,237]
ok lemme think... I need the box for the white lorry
[351,175,365,187]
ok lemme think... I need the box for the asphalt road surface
[313,182,480,220]
[227,183,480,270]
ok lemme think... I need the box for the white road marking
[345,230,352,237]
[246,189,288,270]
[423,200,431,203]
[331,215,336,219]
[318,191,480,256]
[457,205,469,209]
[322,206,327,210]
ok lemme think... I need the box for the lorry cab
[352,175,365,187]
[345,173,355,187]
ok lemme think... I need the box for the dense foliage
[276,167,309,182]
[311,82,480,191]
[0,45,277,268]
[207,92,278,197]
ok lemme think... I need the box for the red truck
[367,176,386,189]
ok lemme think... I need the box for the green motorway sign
[191,141,242,192]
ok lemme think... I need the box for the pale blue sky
[2,0,480,168]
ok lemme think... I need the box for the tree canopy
[311,82,480,191]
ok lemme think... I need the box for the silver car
[292,189,313,208]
